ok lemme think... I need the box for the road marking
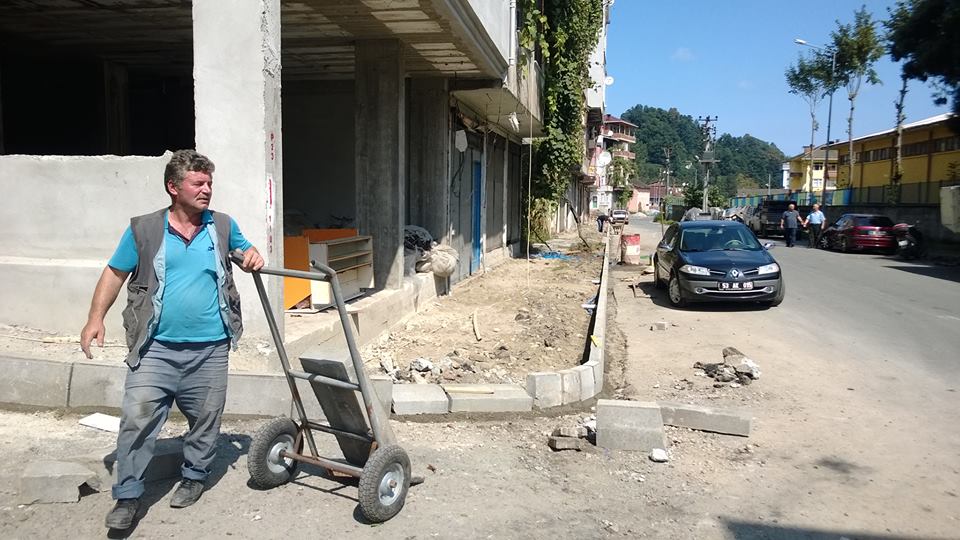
[937,315,960,322]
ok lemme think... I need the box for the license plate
[719,282,753,290]
[898,240,908,246]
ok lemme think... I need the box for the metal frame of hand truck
[229,250,411,523]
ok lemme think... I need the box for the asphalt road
[614,216,960,538]
[627,217,960,383]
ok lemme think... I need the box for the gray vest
[121,208,243,367]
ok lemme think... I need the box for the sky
[604,0,950,157]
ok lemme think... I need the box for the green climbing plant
[519,0,604,243]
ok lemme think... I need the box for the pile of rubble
[378,351,514,385]
[693,346,761,388]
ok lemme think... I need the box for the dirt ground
[362,231,604,385]
[3,218,957,539]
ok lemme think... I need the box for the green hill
[619,105,786,199]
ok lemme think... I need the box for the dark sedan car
[653,221,785,307]
[819,214,897,253]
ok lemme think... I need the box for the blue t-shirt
[108,211,252,343]
[807,210,825,225]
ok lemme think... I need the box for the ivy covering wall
[520,0,604,239]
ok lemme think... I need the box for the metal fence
[728,180,960,208]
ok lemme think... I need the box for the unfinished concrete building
[0,0,558,351]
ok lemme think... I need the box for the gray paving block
[224,372,290,417]
[525,372,562,409]
[658,401,752,437]
[574,365,596,400]
[75,438,184,489]
[370,375,393,415]
[558,368,582,404]
[585,360,604,395]
[596,399,666,452]
[68,362,126,409]
[19,460,100,504]
[443,384,533,413]
[392,384,449,415]
[0,356,71,408]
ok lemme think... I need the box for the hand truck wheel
[248,417,300,489]
[358,445,411,523]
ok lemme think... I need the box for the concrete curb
[0,237,613,418]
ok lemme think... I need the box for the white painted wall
[585,5,609,111]
[466,0,512,65]
[0,154,170,336]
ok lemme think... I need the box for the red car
[819,213,896,254]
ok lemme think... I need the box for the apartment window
[813,179,823,188]
[828,163,837,171]
[813,163,824,171]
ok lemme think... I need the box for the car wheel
[819,234,830,250]
[653,258,665,289]
[668,273,687,308]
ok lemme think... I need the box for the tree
[682,180,723,209]
[785,55,830,190]
[831,5,886,186]
[886,0,960,133]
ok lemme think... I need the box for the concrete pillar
[193,0,283,339]
[355,39,404,290]
[407,78,450,243]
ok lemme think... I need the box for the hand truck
[229,250,413,522]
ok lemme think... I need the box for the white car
[610,209,629,224]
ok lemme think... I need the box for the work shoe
[105,498,140,529]
[169,479,205,508]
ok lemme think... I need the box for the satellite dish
[597,151,613,167]
[604,75,614,86]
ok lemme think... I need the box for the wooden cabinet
[307,235,374,309]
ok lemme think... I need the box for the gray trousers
[112,339,229,499]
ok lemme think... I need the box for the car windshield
[679,225,762,252]
[854,216,894,227]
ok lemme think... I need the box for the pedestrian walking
[80,150,264,530]
[596,212,609,233]
[804,203,826,248]
[780,203,801,247]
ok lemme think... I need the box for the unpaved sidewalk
[362,230,605,385]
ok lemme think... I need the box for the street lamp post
[795,38,836,205]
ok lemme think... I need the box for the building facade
[829,114,959,199]
[0,0,545,339]
[784,145,838,192]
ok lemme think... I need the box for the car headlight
[679,264,711,276]
[757,263,780,275]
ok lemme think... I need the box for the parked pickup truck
[748,200,810,238]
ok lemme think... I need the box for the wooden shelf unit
[308,235,374,309]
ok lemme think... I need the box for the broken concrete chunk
[734,359,761,380]
[19,461,100,504]
[409,357,434,372]
[552,426,589,439]
[650,321,669,331]
[548,436,585,452]
[649,448,669,463]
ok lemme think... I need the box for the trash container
[621,234,642,265]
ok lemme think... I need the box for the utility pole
[696,116,719,210]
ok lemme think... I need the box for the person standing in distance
[780,203,801,247]
[80,150,264,530]
[804,203,826,248]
